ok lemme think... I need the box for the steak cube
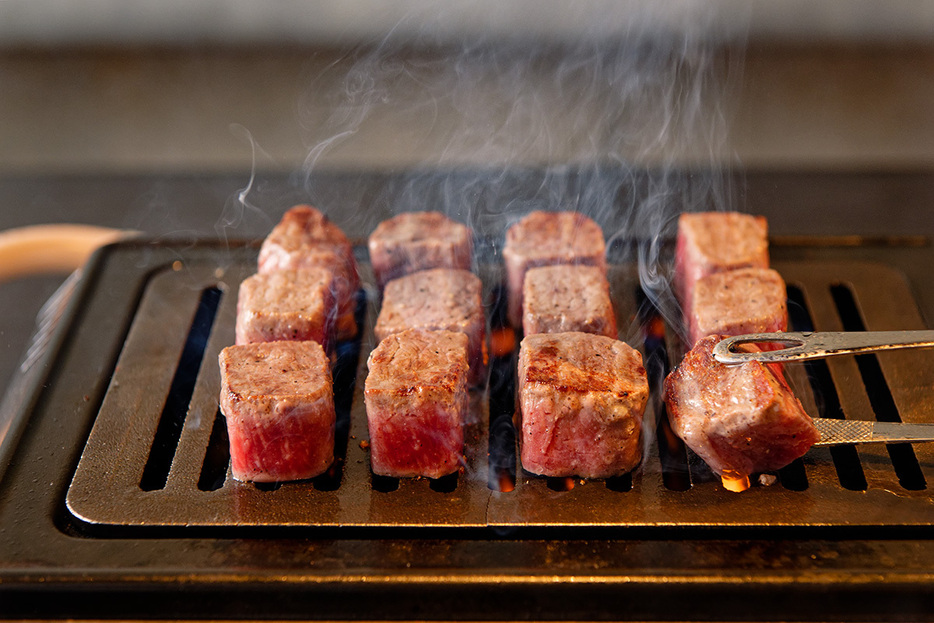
[674,211,768,309]
[368,211,473,289]
[503,211,607,328]
[375,268,487,386]
[219,341,335,483]
[522,264,617,338]
[235,268,336,350]
[663,335,820,479]
[688,267,787,347]
[258,205,360,340]
[517,332,648,478]
[364,329,470,478]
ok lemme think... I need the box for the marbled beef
[368,211,473,289]
[517,332,648,478]
[219,340,335,483]
[503,211,606,328]
[522,264,617,338]
[375,268,486,386]
[235,268,336,350]
[258,205,360,340]
[688,267,788,347]
[364,329,470,478]
[663,335,820,479]
[674,211,769,310]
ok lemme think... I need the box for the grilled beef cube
[663,335,820,479]
[364,329,470,479]
[517,332,648,478]
[235,268,336,350]
[522,264,617,338]
[503,211,607,328]
[674,211,769,309]
[258,205,360,340]
[375,268,487,386]
[219,341,335,483]
[368,211,473,289]
[688,267,788,347]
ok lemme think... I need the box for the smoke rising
[294,8,747,338]
[202,7,753,493]
[285,10,750,490]
[216,124,276,246]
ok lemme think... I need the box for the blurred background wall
[1,0,933,174]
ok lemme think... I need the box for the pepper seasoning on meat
[503,211,607,328]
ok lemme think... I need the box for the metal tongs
[713,330,934,365]
[713,330,934,446]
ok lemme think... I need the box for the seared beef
[235,268,336,350]
[219,341,335,483]
[258,205,360,340]
[503,211,607,328]
[368,211,473,289]
[674,212,768,309]
[517,332,648,478]
[663,335,820,478]
[688,267,788,347]
[375,268,486,386]
[522,264,617,338]
[364,329,470,478]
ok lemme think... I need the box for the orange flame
[721,470,751,493]
[490,327,516,357]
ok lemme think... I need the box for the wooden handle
[0,224,134,282]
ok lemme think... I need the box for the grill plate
[5,236,934,621]
[64,245,934,531]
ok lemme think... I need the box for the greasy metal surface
[65,249,934,530]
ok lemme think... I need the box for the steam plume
[296,8,747,333]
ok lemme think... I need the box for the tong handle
[812,418,934,446]
[713,330,934,364]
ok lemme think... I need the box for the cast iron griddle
[62,242,934,531]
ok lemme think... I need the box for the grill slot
[831,284,927,490]
[787,284,868,491]
[197,409,229,492]
[65,255,934,532]
[777,459,808,491]
[638,288,692,492]
[487,284,519,493]
[141,286,222,491]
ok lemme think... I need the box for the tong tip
[712,333,808,365]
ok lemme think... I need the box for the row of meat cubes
[218,206,652,483]
[220,206,359,482]
[367,210,482,477]
[503,211,647,479]
[674,212,785,347]
[664,212,820,484]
